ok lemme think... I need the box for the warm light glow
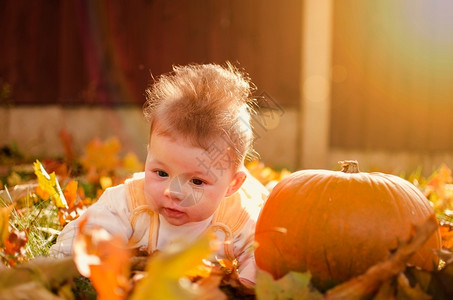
[330,0,453,152]
[303,75,330,103]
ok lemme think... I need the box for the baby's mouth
[163,207,185,217]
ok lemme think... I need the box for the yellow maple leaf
[0,205,14,247]
[33,160,68,208]
[256,270,323,300]
[131,232,218,300]
[99,176,113,190]
[122,152,144,173]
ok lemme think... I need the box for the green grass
[1,187,60,264]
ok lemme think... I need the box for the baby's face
[144,131,244,226]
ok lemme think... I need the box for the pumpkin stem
[339,160,360,173]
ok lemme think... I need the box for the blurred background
[1,0,453,175]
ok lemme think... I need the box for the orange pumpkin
[255,160,441,291]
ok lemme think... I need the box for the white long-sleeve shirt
[50,171,268,283]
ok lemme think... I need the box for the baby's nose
[168,190,185,201]
[164,176,187,201]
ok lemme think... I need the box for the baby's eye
[156,170,168,177]
[191,178,205,186]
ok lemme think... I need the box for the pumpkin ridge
[290,173,324,272]
[368,174,399,262]
[384,174,440,270]
[306,173,345,281]
[322,246,334,282]
[382,174,424,222]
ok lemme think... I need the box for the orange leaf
[80,137,121,175]
[74,216,131,300]
[426,164,452,190]
[63,180,79,209]
[5,229,28,255]
[35,185,50,200]
[0,205,14,247]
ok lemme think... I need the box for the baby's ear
[225,171,247,197]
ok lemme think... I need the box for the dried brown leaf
[325,215,438,300]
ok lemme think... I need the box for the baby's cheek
[144,185,160,208]
[205,194,224,214]
[187,200,215,221]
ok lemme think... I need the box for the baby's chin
[163,218,187,226]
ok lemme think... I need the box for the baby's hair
[143,62,258,168]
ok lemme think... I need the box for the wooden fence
[0,0,301,107]
[2,0,453,167]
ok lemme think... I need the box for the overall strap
[210,192,248,260]
[125,177,158,253]
[210,173,268,261]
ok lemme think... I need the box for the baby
[50,63,269,285]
